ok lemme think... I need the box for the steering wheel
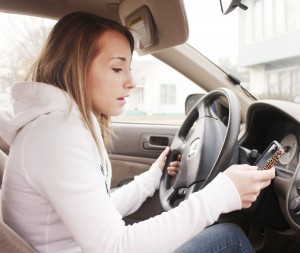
[159,88,241,210]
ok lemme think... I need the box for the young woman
[0,11,275,253]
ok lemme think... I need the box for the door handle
[142,135,172,151]
[143,142,167,150]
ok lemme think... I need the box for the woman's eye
[112,68,122,73]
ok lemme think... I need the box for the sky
[183,0,240,62]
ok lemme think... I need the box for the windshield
[184,0,300,103]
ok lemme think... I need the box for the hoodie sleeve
[111,163,162,217]
[22,112,242,253]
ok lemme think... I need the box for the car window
[0,13,56,107]
[0,12,205,125]
[112,53,205,125]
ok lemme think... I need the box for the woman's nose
[124,73,136,89]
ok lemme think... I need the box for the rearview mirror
[219,0,248,15]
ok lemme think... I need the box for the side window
[112,53,205,125]
[0,13,55,107]
[0,13,206,124]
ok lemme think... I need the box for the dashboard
[239,100,300,238]
[266,121,300,175]
[240,101,300,177]
[278,133,298,169]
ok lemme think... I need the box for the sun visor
[119,0,189,56]
[125,6,156,51]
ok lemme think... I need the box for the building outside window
[266,67,300,100]
[160,84,176,105]
[240,0,300,102]
[248,0,297,44]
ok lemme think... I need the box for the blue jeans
[174,223,255,253]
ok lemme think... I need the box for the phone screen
[254,141,284,170]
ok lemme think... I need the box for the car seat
[0,149,36,253]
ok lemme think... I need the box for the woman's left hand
[155,147,181,176]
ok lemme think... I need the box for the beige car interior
[0,0,189,251]
[0,0,253,251]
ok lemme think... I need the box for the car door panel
[110,123,179,186]
[111,123,178,159]
[110,123,179,223]
[109,154,155,188]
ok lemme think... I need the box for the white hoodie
[0,81,241,253]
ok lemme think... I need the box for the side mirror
[185,94,230,126]
[219,0,248,15]
[185,94,205,115]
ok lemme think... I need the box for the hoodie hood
[0,81,112,187]
[0,82,75,145]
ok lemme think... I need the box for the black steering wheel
[159,88,241,210]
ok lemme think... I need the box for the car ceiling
[0,0,121,21]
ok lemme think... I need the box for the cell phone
[254,141,285,170]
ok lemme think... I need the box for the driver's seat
[0,149,36,253]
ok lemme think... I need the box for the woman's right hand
[224,164,275,209]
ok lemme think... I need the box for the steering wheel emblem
[188,138,200,159]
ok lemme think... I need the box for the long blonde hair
[26,11,134,150]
